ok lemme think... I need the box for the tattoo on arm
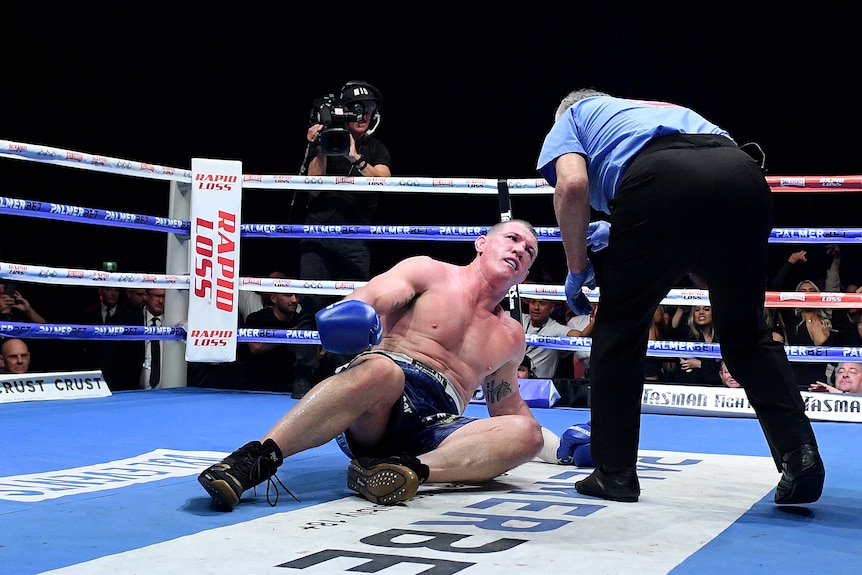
[485,378,514,404]
[388,295,416,313]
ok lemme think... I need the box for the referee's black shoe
[575,464,640,502]
[774,444,825,505]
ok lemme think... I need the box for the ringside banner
[187,158,242,362]
[641,383,862,423]
[0,370,109,403]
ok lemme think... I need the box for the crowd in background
[2,242,862,400]
[517,242,862,395]
[1,78,861,399]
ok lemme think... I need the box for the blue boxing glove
[556,421,591,464]
[586,220,610,252]
[564,262,596,316]
[573,444,595,467]
[315,299,383,355]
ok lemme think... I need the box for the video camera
[309,95,366,156]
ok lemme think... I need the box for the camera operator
[304,81,391,179]
[294,80,392,399]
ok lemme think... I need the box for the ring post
[163,179,191,387]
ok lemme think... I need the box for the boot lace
[249,456,299,507]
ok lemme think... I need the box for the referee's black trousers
[588,134,817,470]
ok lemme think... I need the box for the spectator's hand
[11,291,31,312]
[564,263,596,316]
[826,244,841,261]
[586,221,610,251]
[808,381,843,394]
[679,357,702,372]
[788,250,807,265]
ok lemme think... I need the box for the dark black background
[3,2,860,327]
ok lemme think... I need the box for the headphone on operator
[339,80,383,135]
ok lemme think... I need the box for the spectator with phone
[0,283,47,324]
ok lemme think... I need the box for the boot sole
[347,460,419,505]
[198,475,240,510]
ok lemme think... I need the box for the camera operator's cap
[339,81,382,108]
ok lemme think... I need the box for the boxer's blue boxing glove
[586,220,610,252]
[556,422,591,464]
[573,444,596,468]
[564,262,595,316]
[315,299,383,355]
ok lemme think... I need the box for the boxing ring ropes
[1,138,862,421]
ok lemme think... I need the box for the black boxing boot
[198,438,288,510]
[774,444,825,505]
[575,464,640,502]
[347,453,430,505]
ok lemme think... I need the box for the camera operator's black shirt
[305,135,391,225]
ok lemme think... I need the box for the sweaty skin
[261,221,545,484]
[354,255,528,408]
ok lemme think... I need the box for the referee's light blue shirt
[537,96,732,214]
